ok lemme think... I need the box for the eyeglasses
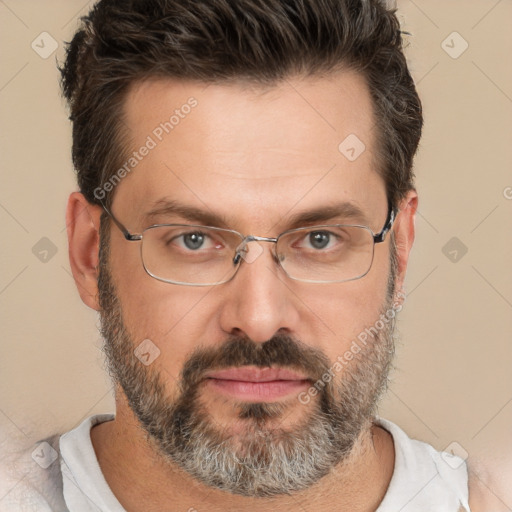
[102,204,397,286]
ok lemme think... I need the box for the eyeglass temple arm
[100,203,142,241]
[373,203,398,244]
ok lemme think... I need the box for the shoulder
[0,433,68,512]
[375,418,471,512]
[0,414,114,512]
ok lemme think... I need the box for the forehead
[115,72,386,231]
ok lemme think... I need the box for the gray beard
[97,222,397,497]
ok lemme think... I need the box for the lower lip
[206,378,310,401]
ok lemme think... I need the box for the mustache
[180,333,331,390]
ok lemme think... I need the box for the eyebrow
[142,199,230,228]
[142,199,369,231]
[285,202,369,229]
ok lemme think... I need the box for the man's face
[98,72,400,496]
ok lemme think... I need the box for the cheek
[111,250,220,380]
[303,261,390,355]
[110,235,205,339]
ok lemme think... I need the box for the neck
[91,395,395,512]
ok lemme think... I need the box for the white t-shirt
[1,414,471,511]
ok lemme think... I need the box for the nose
[218,242,301,343]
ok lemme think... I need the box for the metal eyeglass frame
[101,202,398,285]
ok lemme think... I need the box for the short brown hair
[60,0,422,210]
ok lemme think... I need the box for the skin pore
[67,70,417,511]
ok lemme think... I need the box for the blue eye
[182,232,206,250]
[308,231,331,249]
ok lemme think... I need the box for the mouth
[203,366,311,401]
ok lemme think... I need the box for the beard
[97,217,398,498]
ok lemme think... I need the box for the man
[11,0,476,510]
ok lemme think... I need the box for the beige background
[1,0,511,508]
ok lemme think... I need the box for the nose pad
[234,239,266,265]
[233,241,248,265]
[243,242,264,264]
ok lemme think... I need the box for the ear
[66,192,103,311]
[392,189,418,295]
